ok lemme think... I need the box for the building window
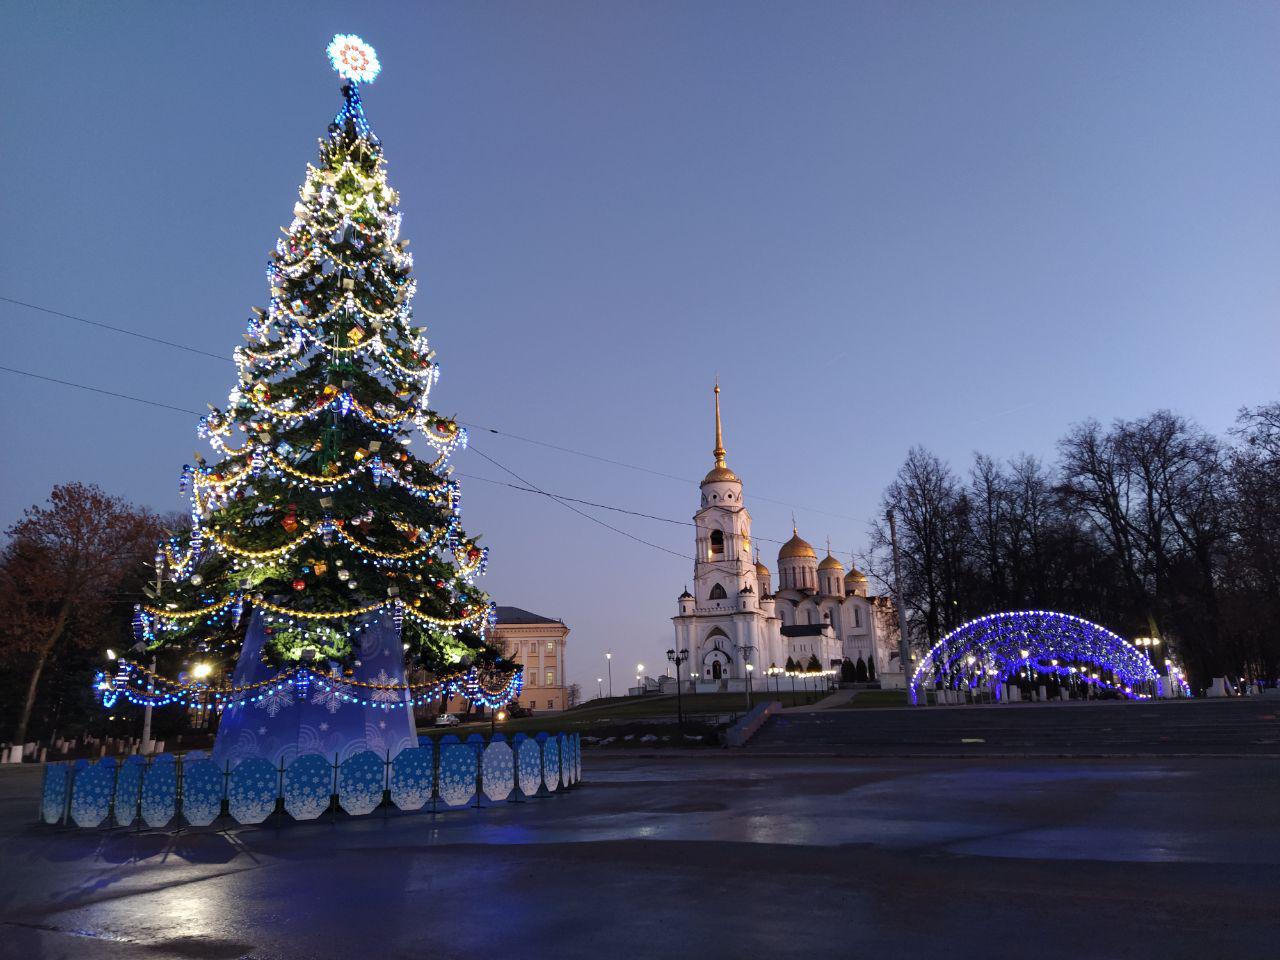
[546,670,555,686]
[854,606,862,628]
[710,529,725,556]
[709,582,727,600]
[546,640,555,651]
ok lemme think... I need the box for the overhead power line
[0,295,228,361]
[466,443,694,561]
[0,360,822,560]
[0,364,202,416]
[0,293,864,523]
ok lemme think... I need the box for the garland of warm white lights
[907,610,1188,705]
[96,658,522,712]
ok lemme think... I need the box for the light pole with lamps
[636,664,644,695]
[605,652,612,699]
[596,677,604,700]
[736,643,756,711]
[666,648,689,730]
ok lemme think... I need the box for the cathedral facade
[672,386,904,687]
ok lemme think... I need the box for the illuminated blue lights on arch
[908,610,1173,705]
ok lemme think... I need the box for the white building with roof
[671,386,903,688]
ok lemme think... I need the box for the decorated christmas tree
[104,36,520,764]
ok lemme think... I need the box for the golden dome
[702,465,740,485]
[844,565,868,582]
[818,553,845,572]
[754,558,770,576]
[778,528,817,561]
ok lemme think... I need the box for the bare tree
[0,484,161,746]
[869,447,969,646]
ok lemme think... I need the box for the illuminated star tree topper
[327,34,381,84]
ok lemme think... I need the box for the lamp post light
[596,678,603,700]
[735,644,756,710]
[667,648,689,731]
[636,664,644,696]
[1135,637,1161,697]
[605,652,612,699]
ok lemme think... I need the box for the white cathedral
[672,386,904,688]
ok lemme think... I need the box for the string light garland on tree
[107,35,520,717]
[907,610,1184,704]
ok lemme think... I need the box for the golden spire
[700,379,739,486]
[712,381,726,469]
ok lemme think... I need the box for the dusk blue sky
[3,2,1277,693]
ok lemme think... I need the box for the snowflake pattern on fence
[311,682,344,714]
[542,736,561,793]
[182,758,224,826]
[369,669,401,705]
[482,740,514,802]
[40,762,68,825]
[70,758,115,828]
[517,737,542,796]
[255,683,295,717]
[141,755,178,828]
[564,734,576,785]
[228,757,278,824]
[439,741,477,807]
[285,754,333,820]
[390,745,434,810]
[339,750,385,815]
[47,732,584,830]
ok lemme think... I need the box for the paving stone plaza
[2,699,1277,960]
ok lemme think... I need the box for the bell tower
[693,383,753,608]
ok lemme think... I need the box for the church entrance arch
[702,631,733,681]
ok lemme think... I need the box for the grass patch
[834,689,910,709]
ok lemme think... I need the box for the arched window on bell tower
[709,582,727,600]
[709,529,725,558]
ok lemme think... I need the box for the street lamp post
[636,664,645,696]
[605,652,612,699]
[667,648,689,731]
[735,643,756,711]
[596,677,603,700]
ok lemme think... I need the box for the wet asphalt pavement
[1,704,1278,960]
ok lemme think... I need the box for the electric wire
[0,294,861,522]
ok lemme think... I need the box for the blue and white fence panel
[482,735,515,802]
[38,730,582,830]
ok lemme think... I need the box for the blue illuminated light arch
[908,610,1167,705]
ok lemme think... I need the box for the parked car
[434,713,460,727]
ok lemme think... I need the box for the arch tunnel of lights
[908,611,1185,705]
